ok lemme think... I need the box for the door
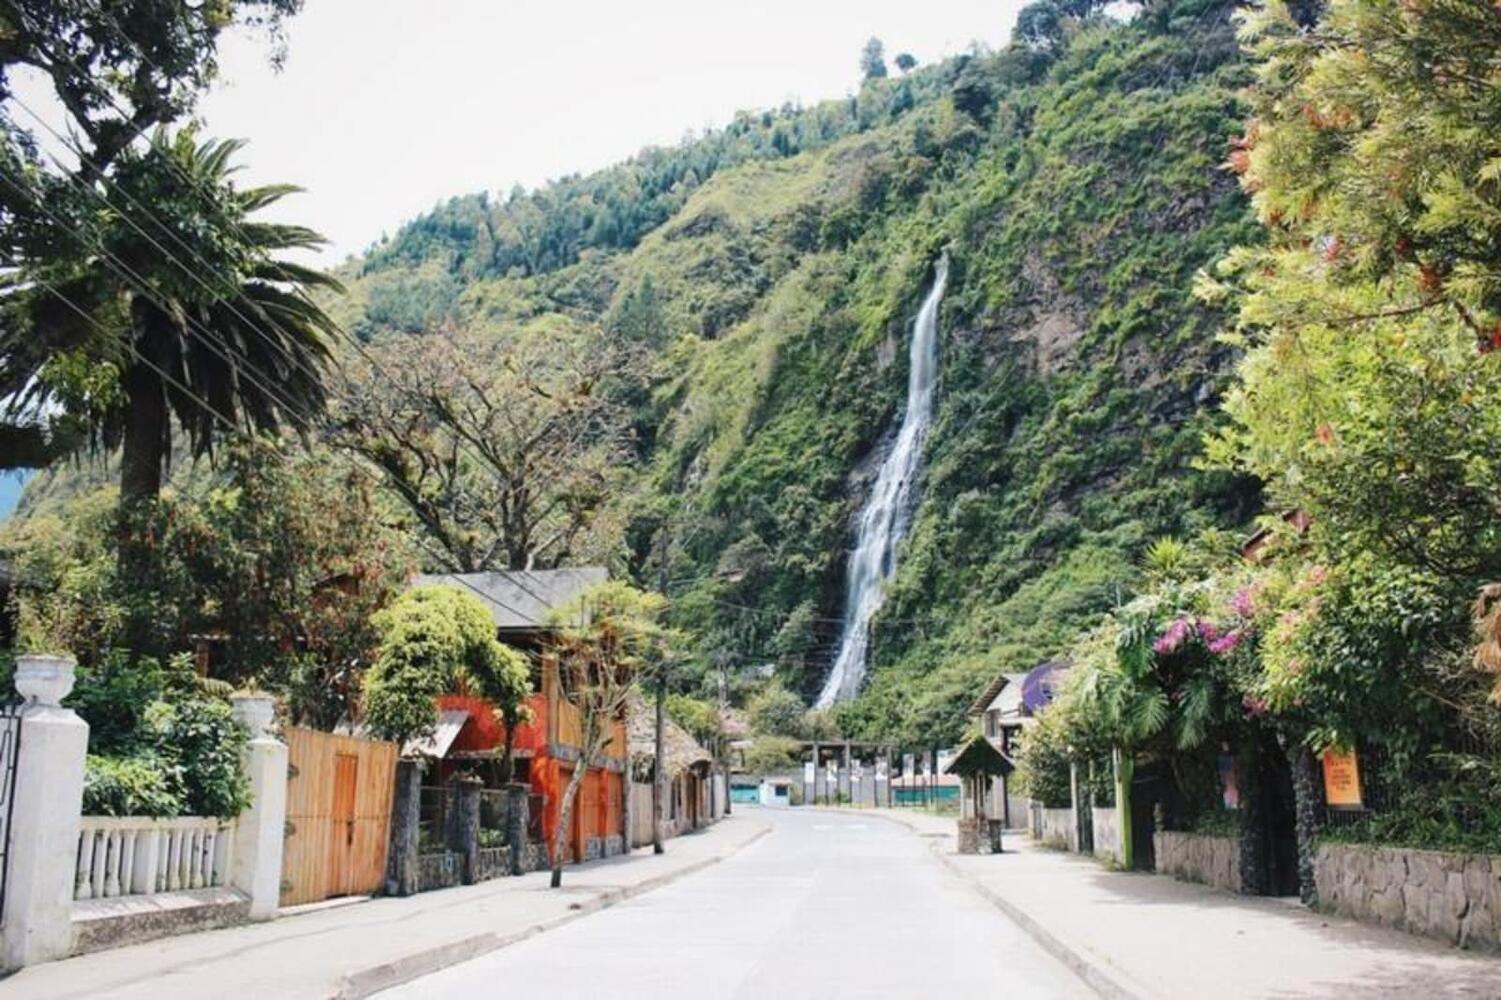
[329,752,358,896]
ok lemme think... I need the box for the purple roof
[1020,659,1070,714]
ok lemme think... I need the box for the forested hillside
[329,0,1258,744]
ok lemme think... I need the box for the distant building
[624,693,718,845]
[967,659,1070,827]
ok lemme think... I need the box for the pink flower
[1242,695,1269,718]
[1208,630,1243,656]
[1229,588,1256,619]
[1153,618,1193,655]
[1198,620,1222,644]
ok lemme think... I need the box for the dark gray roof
[412,567,608,630]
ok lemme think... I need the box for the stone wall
[517,841,549,873]
[475,847,510,881]
[1155,831,1242,893]
[1092,806,1121,863]
[417,851,461,892]
[1314,843,1501,952]
[1036,807,1074,850]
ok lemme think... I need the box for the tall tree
[860,37,888,81]
[546,581,671,887]
[174,438,413,730]
[0,0,307,466]
[335,323,634,572]
[1,132,340,511]
[894,52,918,74]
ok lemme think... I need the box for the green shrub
[145,697,251,819]
[83,755,182,818]
[1320,778,1501,856]
[1192,808,1239,839]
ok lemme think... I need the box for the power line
[7,229,542,626]
[8,88,562,614]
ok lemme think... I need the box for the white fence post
[1,655,88,970]
[229,694,287,920]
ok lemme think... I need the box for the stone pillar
[385,759,423,896]
[506,783,530,876]
[229,693,288,920]
[1113,747,1134,870]
[1289,741,1323,906]
[1,655,88,970]
[1068,761,1082,854]
[449,776,481,884]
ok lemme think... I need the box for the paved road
[379,808,1089,999]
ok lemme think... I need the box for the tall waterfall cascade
[816,257,949,708]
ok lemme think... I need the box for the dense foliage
[2,439,412,726]
[66,652,251,819]
[1018,0,1501,856]
[362,584,530,746]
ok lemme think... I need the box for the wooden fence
[280,727,397,906]
[629,782,654,847]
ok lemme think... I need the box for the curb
[333,823,772,999]
[927,847,1145,1000]
[810,804,1134,990]
[811,807,1143,1000]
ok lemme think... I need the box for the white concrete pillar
[229,694,287,920]
[2,654,88,970]
[1069,761,1082,853]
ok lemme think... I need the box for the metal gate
[0,698,23,927]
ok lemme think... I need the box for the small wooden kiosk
[945,735,1015,855]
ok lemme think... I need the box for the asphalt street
[377,807,1090,999]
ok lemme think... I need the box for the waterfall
[816,256,948,708]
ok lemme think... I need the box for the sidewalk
[0,816,770,1000]
[846,807,1500,999]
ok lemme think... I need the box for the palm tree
[1,131,341,506]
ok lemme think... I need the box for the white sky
[188,0,1027,262]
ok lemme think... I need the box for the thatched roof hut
[627,693,711,782]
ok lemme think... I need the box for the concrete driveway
[377,807,1089,999]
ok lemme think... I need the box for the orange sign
[1322,749,1363,808]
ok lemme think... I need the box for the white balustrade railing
[74,816,234,901]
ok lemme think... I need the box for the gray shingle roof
[412,567,608,630]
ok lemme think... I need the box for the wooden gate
[281,728,397,906]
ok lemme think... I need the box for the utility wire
[8,76,561,613]
[5,197,542,625]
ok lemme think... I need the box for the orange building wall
[437,692,547,756]
[439,685,625,866]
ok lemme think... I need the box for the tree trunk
[117,357,168,651]
[500,711,518,785]
[653,667,666,855]
[119,358,166,506]
[551,720,603,889]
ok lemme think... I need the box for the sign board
[803,761,815,786]
[1322,749,1363,808]
[875,759,888,782]
[903,753,915,777]
[851,759,864,781]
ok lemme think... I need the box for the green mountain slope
[284,2,1264,741]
